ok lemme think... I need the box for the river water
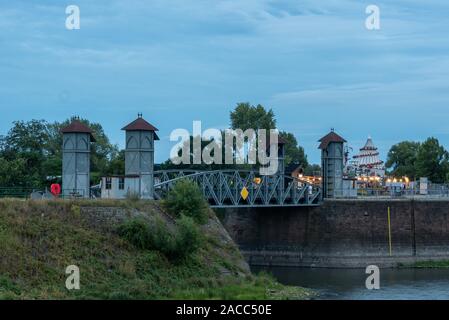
[252,266,449,300]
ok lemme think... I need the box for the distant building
[349,136,385,178]
[285,163,303,179]
[100,175,140,199]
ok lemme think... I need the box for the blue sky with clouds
[1,0,449,164]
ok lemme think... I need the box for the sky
[1,0,449,164]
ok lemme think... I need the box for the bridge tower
[277,138,286,176]
[61,117,96,198]
[318,129,346,199]
[122,113,159,199]
[263,135,286,175]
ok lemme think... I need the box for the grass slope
[0,199,312,300]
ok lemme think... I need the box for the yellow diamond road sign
[240,187,249,200]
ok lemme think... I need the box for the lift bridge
[153,170,322,208]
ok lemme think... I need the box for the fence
[0,188,91,200]
[0,188,39,199]
[334,184,449,199]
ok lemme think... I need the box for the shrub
[174,215,203,257]
[117,219,151,250]
[151,218,177,257]
[117,216,203,261]
[163,180,209,224]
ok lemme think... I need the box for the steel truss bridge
[153,170,322,208]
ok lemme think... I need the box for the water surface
[252,266,449,300]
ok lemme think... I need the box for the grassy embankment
[0,199,313,300]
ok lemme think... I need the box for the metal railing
[333,186,449,199]
[0,188,91,200]
[0,187,39,199]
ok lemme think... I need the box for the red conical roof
[318,130,346,149]
[122,115,158,132]
[60,119,96,142]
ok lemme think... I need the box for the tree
[230,102,276,131]
[415,137,449,183]
[106,150,125,176]
[0,158,29,187]
[230,103,309,168]
[0,120,51,186]
[385,141,421,179]
[304,164,321,176]
[0,118,119,187]
[279,131,308,168]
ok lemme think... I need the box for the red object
[51,184,61,196]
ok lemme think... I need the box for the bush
[117,216,203,261]
[174,215,202,256]
[163,180,209,224]
[151,218,177,257]
[117,219,151,250]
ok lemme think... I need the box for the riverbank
[399,260,449,269]
[242,251,449,268]
[0,199,313,300]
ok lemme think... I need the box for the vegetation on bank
[0,181,313,300]
[398,260,449,269]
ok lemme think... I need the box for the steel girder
[153,170,322,207]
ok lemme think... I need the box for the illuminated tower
[352,136,385,177]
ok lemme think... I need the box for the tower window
[119,177,125,190]
[105,177,112,190]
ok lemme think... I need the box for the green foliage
[415,138,449,183]
[175,215,203,256]
[230,102,276,131]
[117,215,203,261]
[0,199,310,300]
[0,118,121,188]
[415,260,449,268]
[386,138,449,183]
[386,141,421,179]
[0,158,29,187]
[229,103,308,167]
[0,120,52,187]
[107,150,126,175]
[304,164,321,176]
[164,180,209,224]
[279,131,308,168]
[117,219,152,250]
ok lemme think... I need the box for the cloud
[1,0,449,164]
